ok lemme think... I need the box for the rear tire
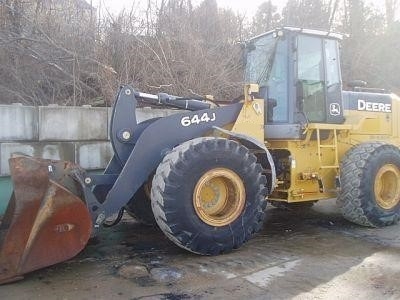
[125,181,156,226]
[151,137,268,255]
[337,142,400,227]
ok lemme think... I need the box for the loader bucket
[0,156,92,284]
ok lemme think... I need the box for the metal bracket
[69,169,105,235]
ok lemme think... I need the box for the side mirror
[296,81,304,111]
[242,42,256,66]
[267,98,277,122]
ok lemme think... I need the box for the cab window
[266,39,289,122]
[297,35,326,122]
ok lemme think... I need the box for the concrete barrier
[0,106,178,175]
[0,104,38,141]
[75,142,113,169]
[39,106,109,141]
[0,104,179,215]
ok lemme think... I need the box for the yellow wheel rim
[374,164,400,210]
[193,168,245,227]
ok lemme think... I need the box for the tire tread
[151,137,267,255]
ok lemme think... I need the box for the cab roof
[250,26,343,41]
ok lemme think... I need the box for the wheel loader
[1,26,400,284]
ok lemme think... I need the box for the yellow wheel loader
[1,27,400,284]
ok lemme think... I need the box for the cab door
[297,34,344,124]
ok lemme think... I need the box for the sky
[90,0,397,20]
[90,0,286,17]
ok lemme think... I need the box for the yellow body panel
[231,90,400,204]
[231,99,265,142]
[231,84,265,143]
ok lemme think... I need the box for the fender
[212,126,276,194]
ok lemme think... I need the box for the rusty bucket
[0,156,92,284]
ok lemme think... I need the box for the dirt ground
[1,199,400,300]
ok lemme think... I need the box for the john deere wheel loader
[1,27,400,284]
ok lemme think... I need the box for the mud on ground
[1,199,400,300]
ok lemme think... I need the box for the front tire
[151,137,268,255]
[337,142,400,227]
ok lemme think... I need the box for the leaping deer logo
[330,103,341,116]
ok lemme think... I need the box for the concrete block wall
[0,104,38,141]
[39,106,109,141]
[0,104,179,176]
[0,103,180,214]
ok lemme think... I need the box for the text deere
[357,99,392,113]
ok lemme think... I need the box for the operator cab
[244,27,345,139]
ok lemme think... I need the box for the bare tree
[0,0,399,106]
[385,0,399,27]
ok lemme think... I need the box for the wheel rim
[193,168,245,227]
[374,164,400,210]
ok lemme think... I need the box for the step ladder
[305,123,351,170]
[315,128,339,169]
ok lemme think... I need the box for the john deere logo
[330,103,341,116]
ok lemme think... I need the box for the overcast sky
[90,0,396,20]
[90,0,286,17]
